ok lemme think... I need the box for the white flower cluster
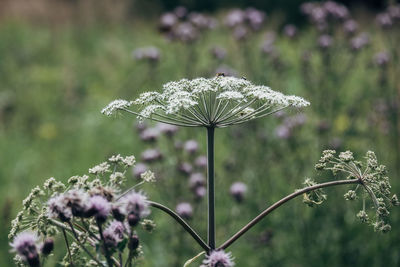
[103,76,309,127]
[101,99,133,116]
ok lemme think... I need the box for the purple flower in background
[184,140,199,154]
[120,191,150,219]
[195,186,206,199]
[276,125,291,139]
[318,34,333,49]
[179,162,193,175]
[10,231,40,266]
[174,22,198,43]
[374,51,390,66]
[261,31,277,55]
[245,7,266,30]
[157,122,178,137]
[159,12,178,32]
[233,25,248,41]
[224,9,245,28]
[343,19,358,34]
[141,149,162,163]
[176,202,193,219]
[86,195,111,223]
[388,5,400,19]
[202,250,235,267]
[189,172,206,189]
[132,163,148,178]
[350,33,369,51]
[194,155,207,168]
[210,46,227,60]
[376,13,393,28]
[230,182,247,202]
[283,24,297,38]
[189,13,217,30]
[140,127,160,142]
[133,47,161,62]
[135,121,148,133]
[174,6,188,19]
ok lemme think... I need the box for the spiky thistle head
[102,76,309,128]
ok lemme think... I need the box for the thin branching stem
[218,178,361,250]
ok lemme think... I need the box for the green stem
[207,126,216,249]
[62,228,74,266]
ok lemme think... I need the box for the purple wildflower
[230,182,247,202]
[276,125,291,139]
[132,163,148,178]
[140,127,160,142]
[176,202,193,219]
[174,6,188,19]
[174,22,198,43]
[210,46,227,60]
[159,12,178,32]
[179,162,193,175]
[202,250,235,267]
[184,140,199,154]
[194,155,207,169]
[133,47,161,62]
[41,238,54,255]
[374,51,390,66]
[376,13,393,28]
[245,7,266,30]
[10,231,40,267]
[47,194,72,222]
[189,173,206,189]
[86,195,111,223]
[195,186,206,199]
[318,34,333,49]
[103,220,125,248]
[343,20,358,34]
[224,9,245,28]
[350,33,369,51]
[233,25,248,41]
[141,149,162,163]
[120,191,150,219]
[156,122,178,137]
[283,24,297,38]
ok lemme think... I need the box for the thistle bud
[128,213,140,227]
[128,235,140,251]
[41,238,54,255]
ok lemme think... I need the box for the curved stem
[148,201,210,251]
[62,228,74,266]
[207,126,216,249]
[218,178,361,250]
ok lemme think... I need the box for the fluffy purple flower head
[184,140,199,154]
[276,125,291,139]
[87,195,111,222]
[175,202,193,219]
[230,182,247,202]
[202,250,235,267]
[47,194,72,222]
[132,163,148,178]
[133,47,161,62]
[103,220,126,248]
[374,51,390,66]
[343,20,358,34]
[157,122,179,137]
[318,34,333,49]
[350,33,369,51]
[224,9,245,28]
[140,127,160,142]
[10,231,40,266]
[283,24,297,38]
[141,149,163,163]
[159,12,178,32]
[210,46,227,60]
[376,13,393,28]
[120,191,150,219]
[189,172,206,189]
[179,162,193,175]
[245,7,266,30]
[195,155,207,169]
[174,6,188,19]
[174,22,198,43]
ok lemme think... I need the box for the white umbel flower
[101,99,133,116]
[102,76,309,127]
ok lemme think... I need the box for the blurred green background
[1,0,399,266]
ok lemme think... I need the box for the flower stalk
[207,126,216,249]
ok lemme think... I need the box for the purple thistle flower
[343,20,358,34]
[132,163,148,178]
[175,202,193,219]
[202,250,235,267]
[233,25,248,41]
[141,149,163,163]
[179,162,193,175]
[40,238,54,255]
[318,34,333,49]
[194,155,207,169]
[139,127,160,142]
[174,6,188,19]
[174,22,199,43]
[245,7,266,30]
[374,51,390,66]
[195,186,206,199]
[224,9,245,28]
[120,191,150,219]
[103,220,126,248]
[210,46,227,60]
[276,125,291,139]
[350,33,369,51]
[283,24,297,38]
[156,122,179,137]
[86,195,111,223]
[189,172,206,189]
[159,12,178,32]
[10,231,40,267]
[184,140,199,154]
[376,13,393,28]
[47,194,72,222]
[388,5,400,19]
[230,182,247,202]
[64,189,90,217]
